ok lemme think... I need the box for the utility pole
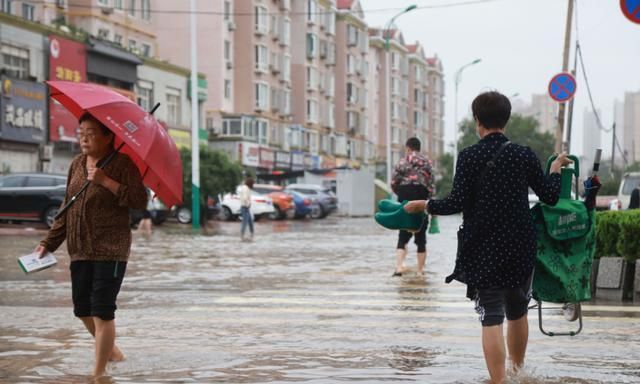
[611,122,616,173]
[190,0,200,229]
[565,42,578,153]
[555,0,574,153]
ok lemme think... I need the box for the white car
[219,186,275,221]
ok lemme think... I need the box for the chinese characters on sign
[0,76,47,144]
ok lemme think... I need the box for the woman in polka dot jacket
[405,91,572,384]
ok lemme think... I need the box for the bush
[595,210,640,261]
[616,210,640,262]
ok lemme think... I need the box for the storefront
[0,76,47,173]
[259,146,275,171]
[275,151,291,172]
[291,151,305,171]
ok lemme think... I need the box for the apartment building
[406,42,430,158]
[425,57,444,163]
[335,0,368,168]
[291,0,336,170]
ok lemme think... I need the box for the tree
[180,146,243,207]
[436,113,556,196]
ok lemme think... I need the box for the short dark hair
[405,137,421,151]
[471,91,511,129]
[245,176,255,189]
[79,112,111,136]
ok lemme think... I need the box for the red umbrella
[46,81,183,208]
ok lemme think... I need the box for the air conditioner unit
[226,61,233,69]
[228,22,236,31]
[100,6,114,14]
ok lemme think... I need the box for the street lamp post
[384,4,417,187]
[452,58,481,174]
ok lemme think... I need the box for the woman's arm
[39,160,75,253]
[427,149,474,216]
[528,150,569,206]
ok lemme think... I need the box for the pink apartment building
[291,0,336,170]
[335,0,369,168]
[406,42,431,158]
[426,56,445,164]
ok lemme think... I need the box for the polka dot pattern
[428,132,561,289]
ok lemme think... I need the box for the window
[320,135,329,154]
[2,0,13,14]
[347,25,358,46]
[306,0,316,24]
[128,39,137,52]
[98,28,110,40]
[222,119,242,136]
[328,104,335,128]
[347,54,356,75]
[136,80,154,112]
[21,3,34,21]
[306,99,318,123]
[391,78,399,96]
[98,0,108,4]
[392,52,400,70]
[283,89,291,115]
[128,0,135,16]
[0,176,25,187]
[141,0,150,20]
[224,79,231,100]
[255,82,269,110]
[141,43,151,57]
[114,34,123,45]
[282,55,291,83]
[256,119,269,145]
[223,1,231,20]
[166,87,181,126]
[282,18,291,46]
[306,33,317,59]
[347,111,359,131]
[255,44,268,72]
[255,6,268,34]
[224,41,231,61]
[326,72,334,97]
[325,9,335,35]
[306,66,318,91]
[26,177,55,187]
[1,44,29,79]
[346,83,357,104]
[114,0,123,10]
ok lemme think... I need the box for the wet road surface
[1,216,639,383]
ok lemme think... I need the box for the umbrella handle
[150,102,160,115]
[53,142,126,221]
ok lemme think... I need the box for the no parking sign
[548,73,577,103]
[620,0,640,24]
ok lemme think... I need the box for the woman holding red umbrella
[35,113,147,378]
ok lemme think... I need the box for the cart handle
[545,154,580,177]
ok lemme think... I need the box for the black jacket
[428,133,561,289]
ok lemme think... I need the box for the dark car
[0,173,67,228]
[285,184,338,219]
[285,189,317,219]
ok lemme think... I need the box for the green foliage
[595,211,623,258]
[180,146,243,207]
[435,153,453,198]
[595,210,640,261]
[457,114,555,166]
[616,210,640,262]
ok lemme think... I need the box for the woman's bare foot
[109,345,125,362]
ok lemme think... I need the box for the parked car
[285,183,337,218]
[174,195,222,224]
[252,184,295,220]
[219,186,275,221]
[0,173,66,228]
[286,189,319,219]
[618,172,640,209]
[130,189,170,226]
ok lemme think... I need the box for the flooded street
[1,216,639,383]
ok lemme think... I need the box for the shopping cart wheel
[562,302,581,322]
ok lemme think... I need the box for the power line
[25,0,501,16]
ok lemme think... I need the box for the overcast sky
[360,0,640,159]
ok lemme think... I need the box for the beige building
[335,0,369,168]
[368,28,410,172]
[513,94,558,136]
[621,91,640,164]
[290,0,336,168]
[406,42,430,158]
[426,56,445,163]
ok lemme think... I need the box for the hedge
[595,210,640,262]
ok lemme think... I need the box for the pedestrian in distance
[34,113,148,379]
[391,137,435,277]
[628,187,639,209]
[137,189,153,236]
[240,176,255,241]
[404,91,572,384]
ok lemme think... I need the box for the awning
[86,38,141,84]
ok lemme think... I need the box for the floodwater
[0,216,639,383]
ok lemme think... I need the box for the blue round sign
[548,73,577,103]
[621,0,640,24]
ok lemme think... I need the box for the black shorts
[396,184,430,252]
[70,260,127,321]
[473,273,533,327]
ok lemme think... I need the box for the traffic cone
[428,215,440,234]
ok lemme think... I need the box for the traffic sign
[621,0,640,24]
[548,73,577,103]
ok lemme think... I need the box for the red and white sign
[48,36,87,142]
[240,142,260,167]
[259,147,274,169]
